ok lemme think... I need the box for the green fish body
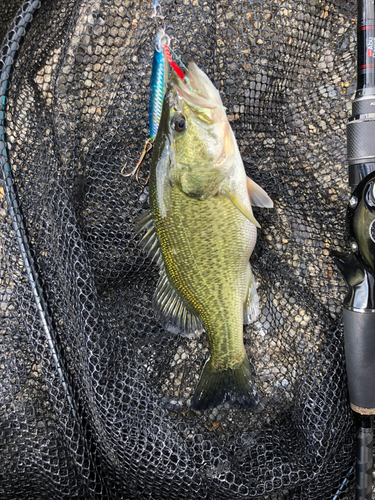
[137,63,272,410]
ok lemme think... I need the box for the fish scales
[151,184,254,371]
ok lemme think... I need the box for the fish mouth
[169,63,235,173]
[171,62,223,116]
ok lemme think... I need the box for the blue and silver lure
[149,29,169,140]
[122,29,169,181]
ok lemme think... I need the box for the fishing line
[169,46,188,72]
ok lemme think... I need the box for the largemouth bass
[137,63,273,410]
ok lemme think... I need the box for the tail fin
[190,356,258,411]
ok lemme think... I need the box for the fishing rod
[332,0,375,498]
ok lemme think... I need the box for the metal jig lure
[122,0,187,183]
[121,29,171,183]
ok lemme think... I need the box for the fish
[137,62,273,410]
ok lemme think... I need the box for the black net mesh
[0,0,365,498]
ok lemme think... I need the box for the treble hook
[121,138,154,184]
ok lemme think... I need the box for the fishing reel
[332,172,375,415]
[331,1,375,497]
[332,173,375,500]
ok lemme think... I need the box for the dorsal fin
[243,266,260,324]
[136,210,203,336]
[153,266,204,337]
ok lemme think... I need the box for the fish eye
[172,114,187,133]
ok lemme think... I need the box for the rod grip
[356,417,373,500]
[343,309,375,412]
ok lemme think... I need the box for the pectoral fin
[220,189,261,228]
[246,176,273,208]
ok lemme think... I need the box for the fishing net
[0,0,362,498]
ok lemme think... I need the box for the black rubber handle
[356,416,373,500]
[343,309,375,411]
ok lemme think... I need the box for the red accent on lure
[163,45,185,80]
